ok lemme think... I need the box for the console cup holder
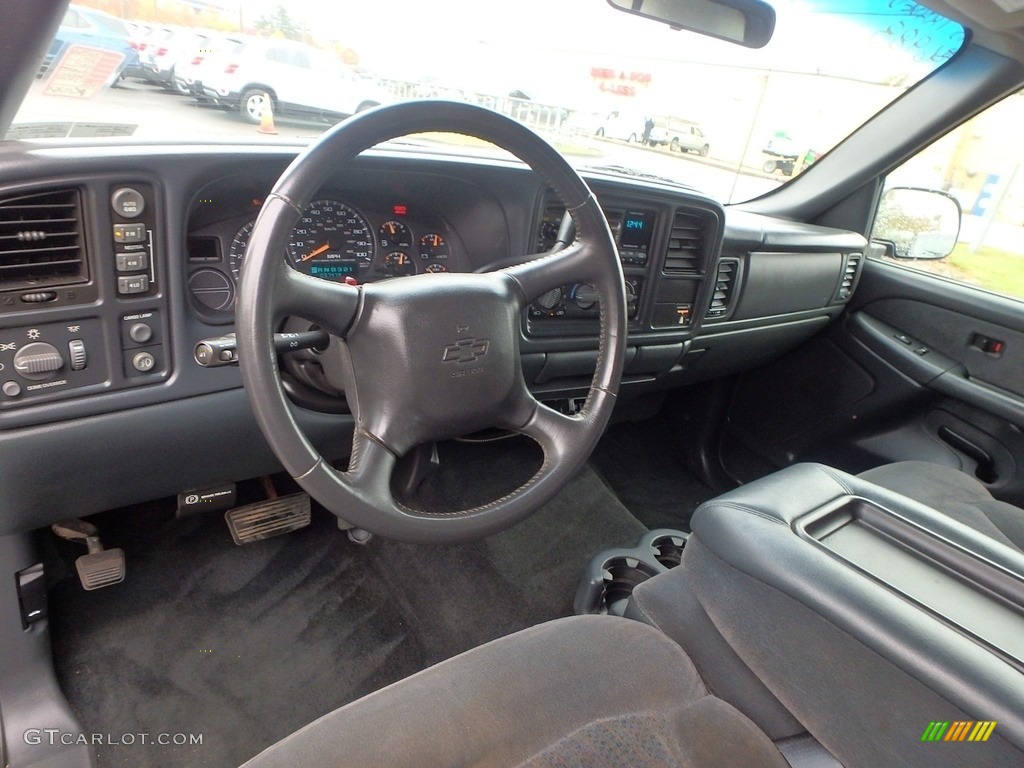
[574,529,690,615]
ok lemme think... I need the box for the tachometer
[228,220,254,282]
[288,199,374,280]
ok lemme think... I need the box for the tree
[255,5,304,41]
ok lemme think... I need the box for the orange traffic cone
[257,95,277,135]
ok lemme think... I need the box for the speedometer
[287,199,374,280]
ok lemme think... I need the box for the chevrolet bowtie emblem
[443,338,489,364]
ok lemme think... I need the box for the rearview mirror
[872,187,962,261]
[606,0,775,48]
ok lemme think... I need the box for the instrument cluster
[187,193,462,315]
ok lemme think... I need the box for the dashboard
[0,142,867,533]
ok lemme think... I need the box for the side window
[266,47,288,64]
[870,89,1024,301]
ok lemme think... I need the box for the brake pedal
[225,493,311,545]
[51,519,126,591]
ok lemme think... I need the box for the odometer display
[287,199,373,279]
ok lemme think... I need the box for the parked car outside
[200,37,388,123]
[761,130,818,175]
[39,3,140,80]
[651,118,711,156]
[595,110,646,142]
[140,26,215,92]
[174,33,251,101]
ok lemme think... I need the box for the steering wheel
[236,101,626,543]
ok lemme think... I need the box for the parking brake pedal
[51,519,126,591]
[225,493,311,545]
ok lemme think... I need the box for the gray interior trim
[690,463,1024,749]
[775,734,844,768]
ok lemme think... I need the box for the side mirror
[871,186,961,261]
[606,0,775,48]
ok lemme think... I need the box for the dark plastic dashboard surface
[0,140,866,531]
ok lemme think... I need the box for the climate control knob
[13,342,64,381]
[573,283,600,310]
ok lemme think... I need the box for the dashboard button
[118,275,149,295]
[2,381,21,397]
[111,187,146,218]
[113,223,146,243]
[129,323,153,344]
[116,252,148,272]
[132,351,156,372]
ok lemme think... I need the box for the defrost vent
[664,209,706,275]
[0,189,87,292]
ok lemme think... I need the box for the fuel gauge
[379,220,412,250]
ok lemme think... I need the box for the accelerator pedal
[225,493,311,545]
[51,519,126,591]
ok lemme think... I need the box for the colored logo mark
[921,721,997,742]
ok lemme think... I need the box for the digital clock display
[620,210,653,250]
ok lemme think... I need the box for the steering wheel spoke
[501,241,594,308]
[498,393,588,461]
[342,429,399,502]
[273,260,360,337]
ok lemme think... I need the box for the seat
[241,614,789,767]
[859,461,1024,551]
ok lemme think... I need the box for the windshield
[10,0,965,203]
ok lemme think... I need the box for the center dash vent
[836,252,862,300]
[706,258,739,319]
[664,209,706,274]
[0,189,87,292]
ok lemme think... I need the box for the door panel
[724,258,1024,506]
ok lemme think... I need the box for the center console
[626,463,1024,767]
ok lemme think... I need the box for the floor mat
[48,455,645,767]
[589,416,717,531]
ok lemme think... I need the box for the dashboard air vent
[664,209,705,274]
[836,252,862,300]
[0,189,87,292]
[706,258,739,319]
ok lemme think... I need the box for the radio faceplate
[536,202,656,268]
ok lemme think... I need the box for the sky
[222,0,960,118]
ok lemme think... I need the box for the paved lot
[14,78,783,202]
